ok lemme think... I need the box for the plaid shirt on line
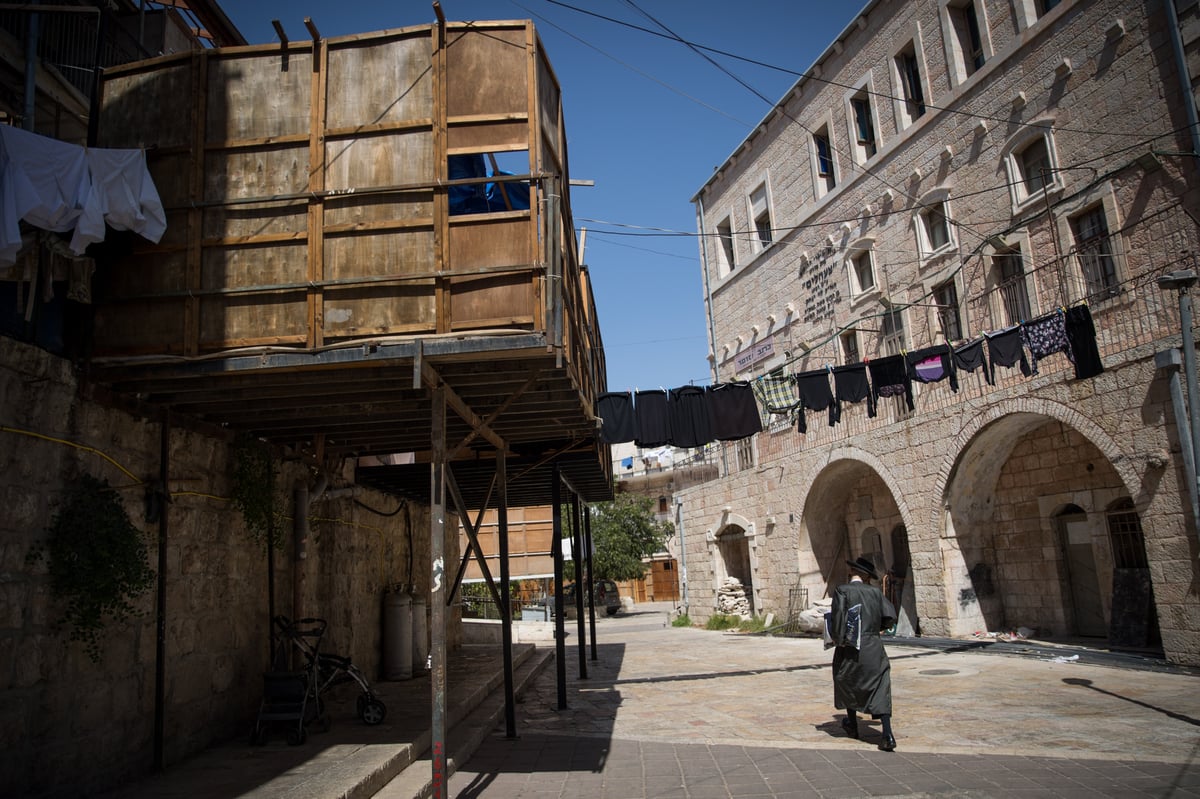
[754,374,800,414]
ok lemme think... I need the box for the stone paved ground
[448,602,1200,798]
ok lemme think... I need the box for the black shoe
[841,717,859,739]
[878,733,896,752]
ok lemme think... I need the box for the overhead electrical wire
[519,1,1184,387]
[546,0,1158,139]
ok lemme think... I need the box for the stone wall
[682,0,1200,664]
[0,337,455,798]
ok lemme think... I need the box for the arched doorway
[1055,504,1106,637]
[942,413,1134,641]
[716,524,754,615]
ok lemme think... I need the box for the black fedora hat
[846,557,880,581]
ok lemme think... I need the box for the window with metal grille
[933,280,962,341]
[1106,498,1148,569]
[881,308,905,355]
[735,437,755,471]
[994,246,1033,324]
[841,329,860,364]
[1071,205,1118,297]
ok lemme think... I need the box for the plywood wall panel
[325,34,433,130]
[199,294,308,347]
[322,284,437,339]
[324,229,435,280]
[445,26,527,118]
[98,60,195,151]
[448,215,532,270]
[323,131,432,194]
[205,53,314,142]
[204,147,310,204]
[200,241,308,291]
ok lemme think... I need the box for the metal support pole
[153,410,170,772]
[497,449,517,737]
[22,1,38,132]
[551,464,567,710]
[571,492,587,679]
[584,505,598,661]
[430,386,448,798]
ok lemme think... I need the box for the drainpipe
[1164,0,1200,167]
[1155,347,1199,527]
[675,498,689,617]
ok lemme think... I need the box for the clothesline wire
[544,0,1158,139]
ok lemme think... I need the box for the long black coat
[831,579,896,716]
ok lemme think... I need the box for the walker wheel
[286,727,307,746]
[361,698,387,725]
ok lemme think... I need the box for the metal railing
[720,204,1199,473]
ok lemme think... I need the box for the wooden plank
[308,38,328,348]
[433,20,449,334]
[186,52,207,356]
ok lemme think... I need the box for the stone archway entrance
[716,525,754,615]
[943,414,1136,641]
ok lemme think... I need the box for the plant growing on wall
[232,434,282,548]
[27,474,155,662]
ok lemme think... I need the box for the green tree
[575,493,672,582]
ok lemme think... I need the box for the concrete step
[372,647,555,799]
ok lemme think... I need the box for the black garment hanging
[985,326,1031,383]
[833,363,874,419]
[795,368,836,434]
[634,389,672,448]
[1021,310,1073,375]
[953,338,991,385]
[1065,304,1104,379]
[596,391,636,444]
[906,344,958,392]
[706,381,763,441]
[868,354,914,412]
[668,385,713,448]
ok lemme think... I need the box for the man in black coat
[831,556,897,751]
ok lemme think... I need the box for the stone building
[682,0,1200,665]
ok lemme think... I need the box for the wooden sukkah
[85,14,611,789]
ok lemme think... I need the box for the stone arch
[933,398,1143,641]
[795,448,919,630]
[795,445,917,541]
[931,396,1140,536]
[712,511,757,615]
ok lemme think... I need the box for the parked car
[560,579,621,617]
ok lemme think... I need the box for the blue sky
[223,2,864,392]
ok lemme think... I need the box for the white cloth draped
[0,126,165,267]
